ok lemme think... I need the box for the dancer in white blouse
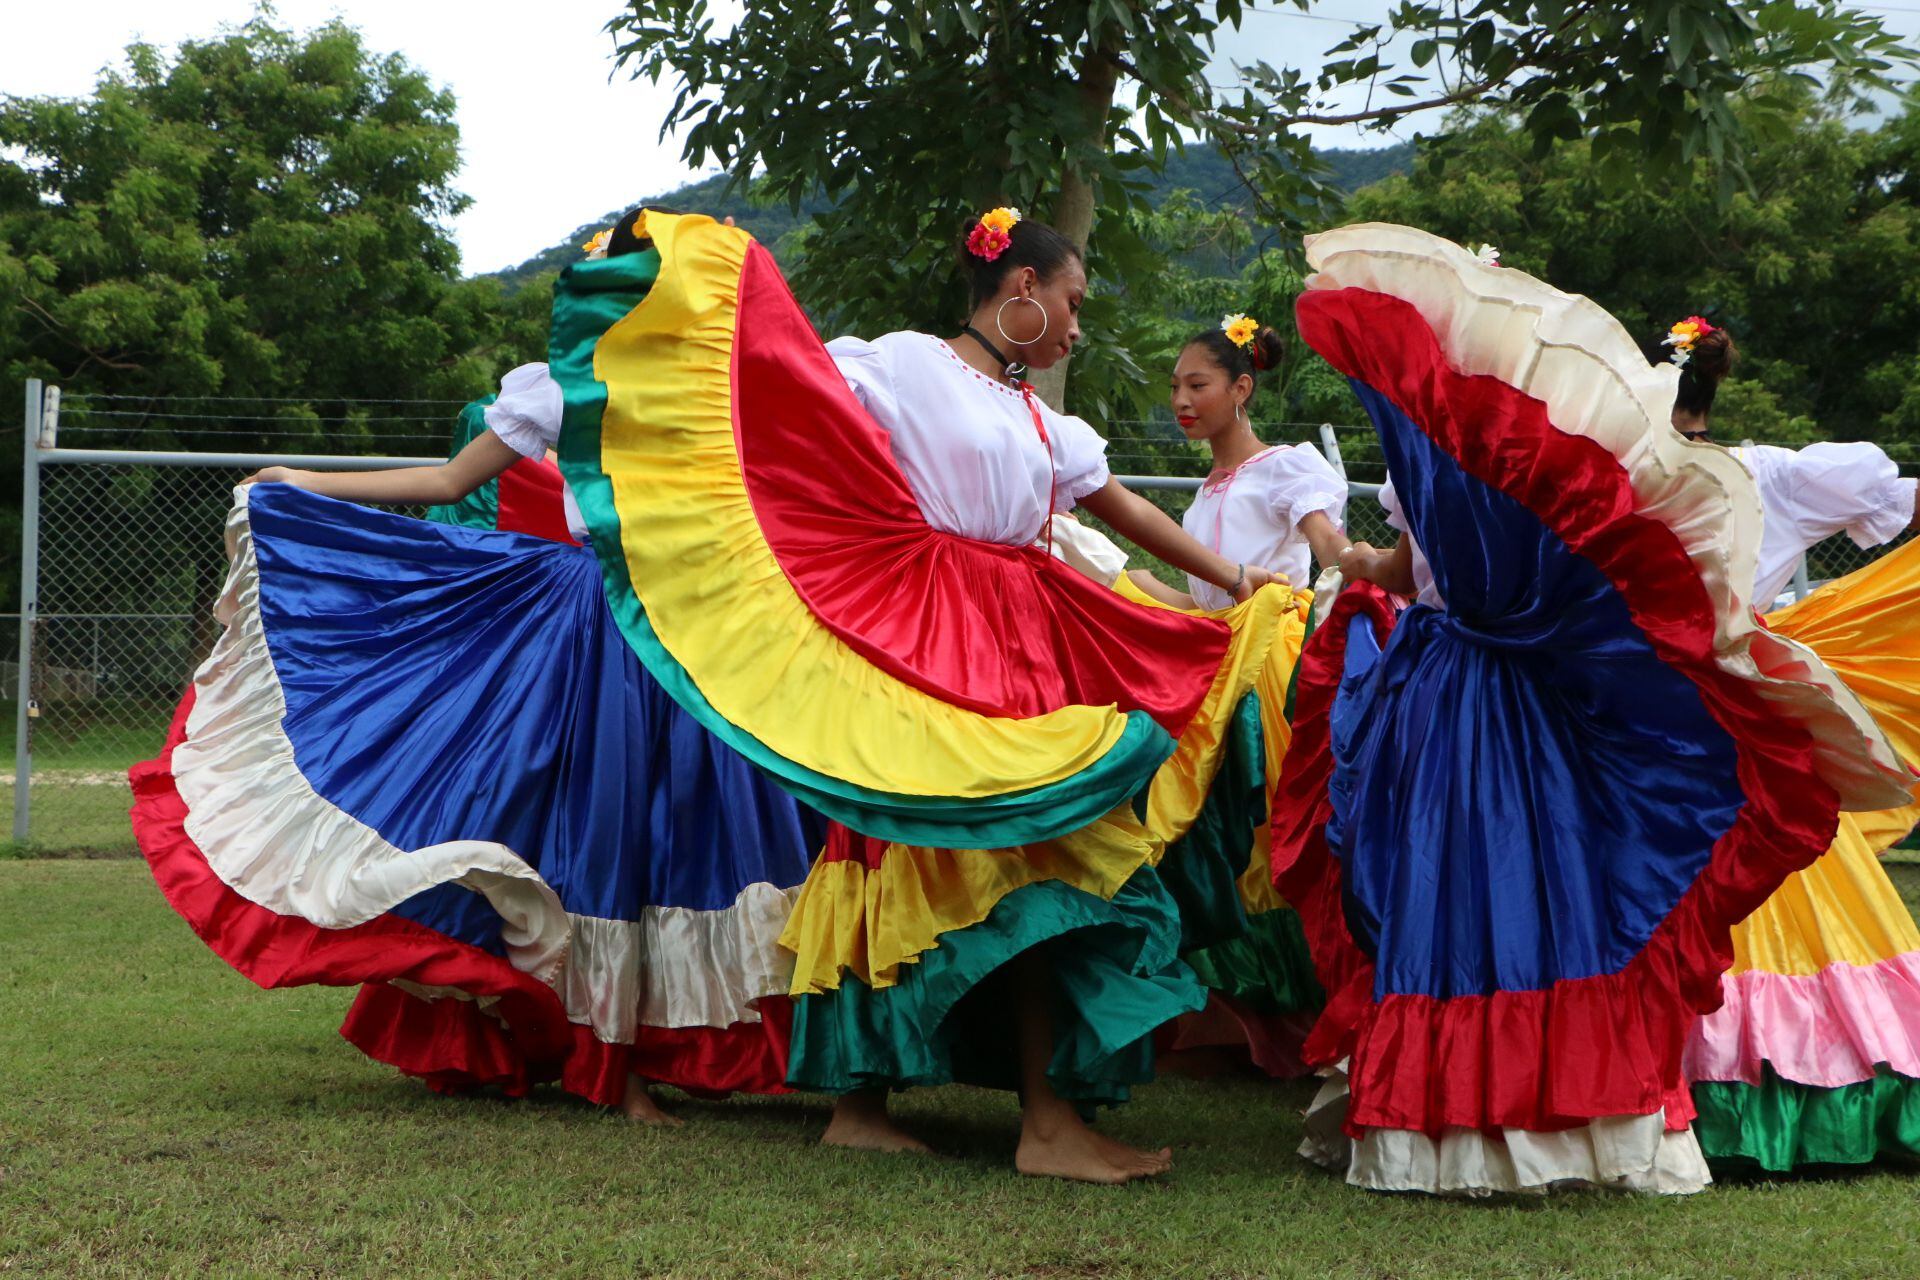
[796,208,1279,1183]
[1661,320,1918,603]
[826,288,1270,599]
[1655,317,1920,1170]
[1132,319,1351,606]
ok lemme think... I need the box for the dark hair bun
[1689,328,1738,383]
[1248,326,1284,373]
[956,214,1083,309]
[606,204,689,256]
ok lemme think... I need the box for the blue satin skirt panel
[247,484,823,944]
[1334,383,1744,1000]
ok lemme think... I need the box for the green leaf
[1668,4,1697,64]
[1700,15,1731,61]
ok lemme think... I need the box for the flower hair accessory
[966,206,1021,261]
[1221,313,1259,349]
[581,228,612,259]
[1474,243,1501,267]
[1663,315,1717,368]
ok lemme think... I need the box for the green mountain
[480,141,1411,291]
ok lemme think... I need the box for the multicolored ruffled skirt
[1686,538,1920,1169]
[130,487,824,1101]
[1272,224,1911,1195]
[131,213,1233,1108]
[1110,574,1325,1075]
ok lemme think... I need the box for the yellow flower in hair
[979,206,1021,236]
[1221,313,1259,349]
[581,229,611,258]
[1662,315,1715,367]
[631,210,650,239]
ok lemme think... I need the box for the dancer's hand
[1232,565,1280,603]
[1337,541,1377,583]
[243,466,307,488]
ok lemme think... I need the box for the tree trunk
[1029,32,1121,412]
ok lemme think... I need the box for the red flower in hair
[967,222,1013,261]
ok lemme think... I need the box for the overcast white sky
[3,1,1916,275]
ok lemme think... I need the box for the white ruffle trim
[1299,1066,1711,1197]
[178,489,573,986]
[175,487,801,1040]
[381,885,800,1039]
[1302,224,1911,814]
[568,883,799,1039]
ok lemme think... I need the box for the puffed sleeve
[1264,443,1348,531]
[482,363,563,459]
[826,335,901,432]
[1786,442,1918,549]
[1047,410,1112,510]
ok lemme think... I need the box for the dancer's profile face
[995,259,1086,371]
[1169,346,1249,442]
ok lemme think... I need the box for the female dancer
[1278,223,1909,1194]
[776,207,1291,1181]
[1160,320,1349,606]
[136,212,823,1123]
[1105,318,1350,1074]
[1656,318,1920,1170]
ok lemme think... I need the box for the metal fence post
[13,379,44,841]
[1318,423,1347,481]
[1790,554,1812,603]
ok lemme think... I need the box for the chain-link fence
[7,380,451,851]
[6,386,1912,851]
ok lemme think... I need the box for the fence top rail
[38,452,1394,499]
[66,393,473,406]
[1117,473,1383,498]
[37,447,444,470]
[35,450,1392,496]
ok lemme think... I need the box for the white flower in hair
[1663,316,1713,368]
[1474,243,1501,267]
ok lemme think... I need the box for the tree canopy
[1348,90,1920,451]
[0,15,546,451]
[610,0,1913,414]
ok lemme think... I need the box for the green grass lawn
[5,860,1920,1279]
[0,704,163,857]
[0,777,139,858]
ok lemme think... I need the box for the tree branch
[1182,0,1606,136]
[1251,78,1501,129]
[17,297,147,372]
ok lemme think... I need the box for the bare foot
[621,1074,684,1128]
[1088,1123,1173,1174]
[1016,1111,1171,1184]
[821,1092,932,1154]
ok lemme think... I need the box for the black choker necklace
[961,325,1024,381]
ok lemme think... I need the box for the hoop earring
[1235,401,1249,425]
[996,296,1049,348]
